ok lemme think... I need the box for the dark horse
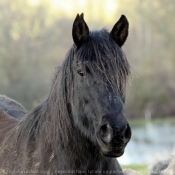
[0,14,131,174]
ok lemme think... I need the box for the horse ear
[72,13,89,48]
[110,15,129,47]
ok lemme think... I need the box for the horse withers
[0,13,131,174]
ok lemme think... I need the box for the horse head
[68,13,131,157]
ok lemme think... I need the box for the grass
[122,164,148,175]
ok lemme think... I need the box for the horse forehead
[89,29,109,37]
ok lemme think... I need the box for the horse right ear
[110,15,129,47]
[72,13,89,48]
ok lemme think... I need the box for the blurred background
[0,0,175,173]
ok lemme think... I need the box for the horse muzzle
[96,118,131,157]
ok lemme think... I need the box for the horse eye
[77,69,85,76]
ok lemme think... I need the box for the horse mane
[0,108,19,142]
[14,48,74,157]
[10,29,130,164]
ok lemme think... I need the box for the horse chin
[97,137,126,158]
[100,147,125,158]
[101,150,124,158]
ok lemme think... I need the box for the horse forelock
[76,29,130,96]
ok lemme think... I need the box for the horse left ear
[110,15,129,47]
[72,13,89,48]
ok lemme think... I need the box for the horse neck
[58,128,122,174]
[56,125,106,171]
[46,87,106,169]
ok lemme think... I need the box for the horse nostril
[99,124,112,144]
[124,124,131,141]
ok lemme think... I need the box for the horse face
[72,58,131,157]
[71,14,131,157]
